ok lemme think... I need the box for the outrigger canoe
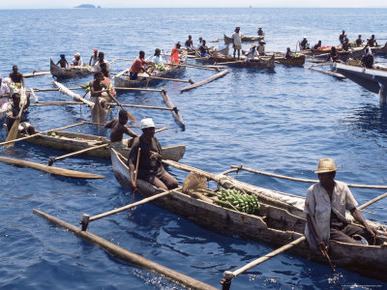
[114,62,186,88]
[274,54,306,66]
[110,148,387,282]
[19,130,186,161]
[197,54,275,69]
[50,59,95,78]
[223,34,264,44]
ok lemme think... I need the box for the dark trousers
[330,220,373,244]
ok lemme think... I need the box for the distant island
[74,4,101,8]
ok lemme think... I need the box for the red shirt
[130,56,146,73]
[169,47,180,64]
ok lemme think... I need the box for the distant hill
[74,4,101,8]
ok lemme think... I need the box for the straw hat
[251,43,256,48]
[259,40,266,44]
[74,52,80,57]
[141,118,155,130]
[315,158,338,174]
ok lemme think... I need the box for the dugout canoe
[50,59,95,78]
[275,54,306,66]
[197,54,275,69]
[111,148,387,281]
[223,34,264,44]
[20,130,186,161]
[114,62,186,88]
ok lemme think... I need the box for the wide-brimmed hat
[315,158,338,174]
[259,40,266,44]
[141,118,155,130]
[251,43,256,48]
[74,52,80,57]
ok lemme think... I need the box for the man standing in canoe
[104,109,137,145]
[232,27,242,59]
[129,51,147,80]
[128,118,178,191]
[304,158,377,253]
[89,48,98,66]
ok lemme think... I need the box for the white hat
[141,118,155,129]
[303,36,307,39]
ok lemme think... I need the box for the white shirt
[0,82,10,96]
[71,57,84,66]
[304,180,358,250]
[149,55,165,65]
[232,32,242,48]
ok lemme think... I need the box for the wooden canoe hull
[198,55,275,69]
[50,59,95,78]
[114,64,186,88]
[21,131,186,161]
[275,54,306,66]
[224,34,264,44]
[111,148,387,281]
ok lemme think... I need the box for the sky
[1,0,386,9]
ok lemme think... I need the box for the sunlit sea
[0,8,386,289]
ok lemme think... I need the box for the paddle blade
[4,119,21,148]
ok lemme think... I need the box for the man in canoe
[232,27,242,59]
[71,52,85,66]
[257,40,266,56]
[185,35,194,50]
[361,47,374,69]
[89,72,109,108]
[9,65,24,87]
[56,54,69,68]
[129,51,147,80]
[148,48,166,72]
[245,43,258,61]
[0,75,11,97]
[339,30,347,44]
[300,36,309,50]
[304,158,377,253]
[367,34,378,47]
[4,93,25,132]
[257,27,264,36]
[355,35,364,47]
[89,48,98,66]
[104,109,137,144]
[199,40,209,57]
[313,40,322,50]
[128,118,178,191]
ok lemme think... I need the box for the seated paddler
[304,158,377,253]
[128,118,178,191]
[104,109,137,147]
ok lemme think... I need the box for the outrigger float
[33,149,387,289]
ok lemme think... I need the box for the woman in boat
[129,51,147,80]
[232,27,242,59]
[104,109,137,145]
[169,42,181,64]
[71,52,85,66]
[128,118,178,191]
[304,158,377,252]
[56,54,69,68]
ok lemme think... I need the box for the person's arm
[350,208,377,237]
[104,119,115,129]
[124,126,138,138]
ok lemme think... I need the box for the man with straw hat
[304,158,377,252]
[128,118,178,192]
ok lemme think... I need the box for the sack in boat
[182,172,207,193]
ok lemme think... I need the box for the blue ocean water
[0,7,386,289]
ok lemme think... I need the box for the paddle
[4,102,25,148]
[107,91,136,122]
[358,192,387,210]
[132,148,141,209]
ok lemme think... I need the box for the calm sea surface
[0,8,386,289]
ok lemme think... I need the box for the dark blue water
[1,8,386,289]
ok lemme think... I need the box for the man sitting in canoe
[257,27,264,36]
[257,40,266,56]
[89,72,110,108]
[148,48,166,72]
[128,118,178,191]
[94,51,110,77]
[129,51,148,80]
[245,43,258,61]
[367,34,378,47]
[313,40,322,50]
[4,93,26,132]
[199,40,209,57]
[304,158,377,253]
[71,52,85,66]
[9,65,24,88]
[185,35,194,50]
[300,36,309,50]
[56,54,69,68]
[104,109,137,145]
[355,35,364,47]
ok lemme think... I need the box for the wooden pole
[33,209,217,290]
[180,69,229,92]
[30,101,83,106]
[0,156,105,179]
[0,121,86,147]
[305,66,346,79]
[175,63,220,71]
[229,165,387,189]
[147,75,194,83]
[108,103,173,111]
[4,102,26,148]
[24,70,50,78]
[27,87,83,92]
[48,143,109,166]
[115,87,164,92]
[221,236,306,289]
[107,91,136,122]
[88,188,180,222]
[160,90,185,128]
[132,148,141,205]
[358,192,387,210]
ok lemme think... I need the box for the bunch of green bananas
[215,188,259,214]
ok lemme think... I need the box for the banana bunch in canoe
[215,188,260,214]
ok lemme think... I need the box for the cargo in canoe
[19,130,186,161]
[197,54,275,69]
[114,62,186,88]
[111,148,387,282]
[50,59,95,78]
[223,34,264,44]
